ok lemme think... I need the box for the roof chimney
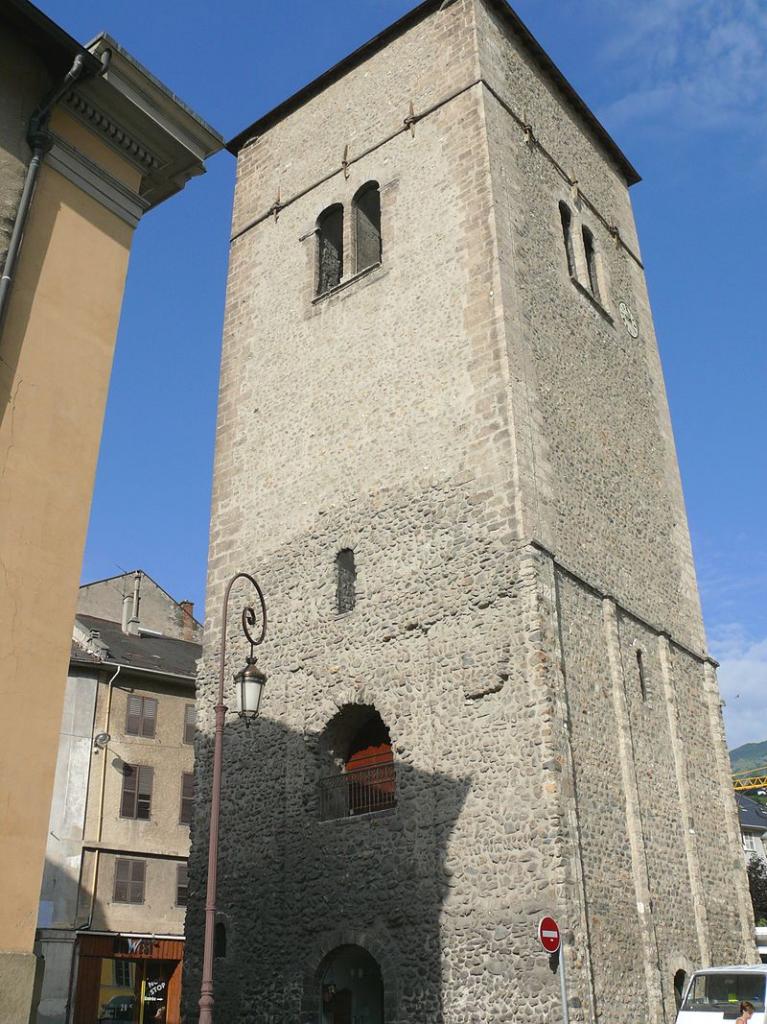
[179,600,195,641]
[121,591,132,634]
[127,571,142,635]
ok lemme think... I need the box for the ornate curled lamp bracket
[218,572,268,715]
[241,590,267,658]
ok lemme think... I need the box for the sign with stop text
[538,916,561,954]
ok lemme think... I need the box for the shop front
[73,934,184,1024]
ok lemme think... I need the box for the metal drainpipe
[85,662,121,929]
[0,49,110,337]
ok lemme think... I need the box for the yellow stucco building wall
[0,8,221,1021]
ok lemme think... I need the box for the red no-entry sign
[538,916,561,953]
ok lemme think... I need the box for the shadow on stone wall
[183,716,470,1023]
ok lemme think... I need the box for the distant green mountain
[730,740,767,775]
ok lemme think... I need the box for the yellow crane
[732,766,767,792]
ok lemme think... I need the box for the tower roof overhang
[226,0,641,187]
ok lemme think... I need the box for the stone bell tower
[186,1,756,1022]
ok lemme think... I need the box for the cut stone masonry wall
[187,2,755,1021]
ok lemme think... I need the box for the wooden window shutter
[114,858,131,902]
[114,859,145,904]
[176,863,188,906]
[121,765,137,817]
[136,766,153,820]
[184,704,196,745]
[180,772,194,825]
[141,697,157,738]
[125,695,158,737]
[129,859,146,903]
[126,696,143,736]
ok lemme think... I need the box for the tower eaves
[226,0,640,186]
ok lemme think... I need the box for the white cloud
[711,627,767,750]
[592,0,767,138]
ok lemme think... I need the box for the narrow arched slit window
[559,201,576,277]
[353,181,381,273]
[214,921,227,959]
[636,649,647,701]
[582,225,600,301]
[336,549,356,613]
[317,204,344,295]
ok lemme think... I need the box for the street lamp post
[198,572,267,1024]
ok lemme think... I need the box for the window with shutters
[183,703,196,745]
[176,863,188,907]
[336,549,356,614]
[353,181,382,273]
[125,695,157,738]
[113,858,146,903]
[180,772,194,825]
[120,764,153,820]
[316,204,344,294]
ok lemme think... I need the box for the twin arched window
[316,182,381,296]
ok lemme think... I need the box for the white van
[677,966,767,1024]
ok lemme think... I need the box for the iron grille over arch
[318,704,395,820]
[317,203,344,294]
[353,181,382,273]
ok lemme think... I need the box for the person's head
[741,1002,755,1019]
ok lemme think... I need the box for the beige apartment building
[0,3,221,1020]
[36,571,202,1024]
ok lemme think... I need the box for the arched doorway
[320,945,383,1024]
[674,969,687,1009]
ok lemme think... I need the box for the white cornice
[63,89,164,175]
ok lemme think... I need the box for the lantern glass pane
[239,676,264,716]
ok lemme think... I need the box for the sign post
[538,916,568,1024]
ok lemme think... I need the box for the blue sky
[39,0,766,748]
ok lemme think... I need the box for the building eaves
[75,614,201,679]
[1,0,102,77]
[226,0,640,186]
[70,638,103,666]
[74,33,224,211]
[736,793,767,832]
[84,34,222,146]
